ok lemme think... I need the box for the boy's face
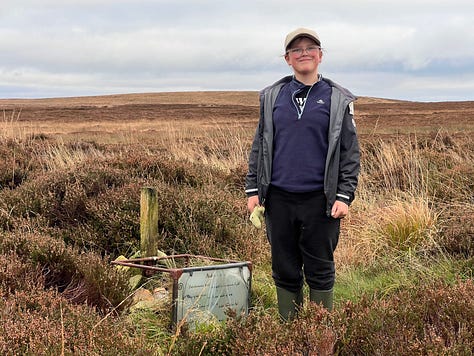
[285,37,322,77]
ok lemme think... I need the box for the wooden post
[140,187,159,257]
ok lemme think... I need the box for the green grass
[335,253,468,304]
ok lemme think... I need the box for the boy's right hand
[247,195,260,213]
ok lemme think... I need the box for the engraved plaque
[176,264,251,328]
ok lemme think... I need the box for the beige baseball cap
[284,27,321,50]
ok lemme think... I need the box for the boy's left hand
[331,201,348,219]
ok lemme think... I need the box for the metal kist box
[113,254,252,329]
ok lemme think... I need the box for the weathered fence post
[140,187,159,257]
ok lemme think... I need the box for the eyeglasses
[286,45,321,56]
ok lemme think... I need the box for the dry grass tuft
[359,197,438,258]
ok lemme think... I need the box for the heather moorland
[1,92,473,355]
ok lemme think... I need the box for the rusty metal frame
[112,254,252,327]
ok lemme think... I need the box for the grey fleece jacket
[245,75,360,217]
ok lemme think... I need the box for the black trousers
[265,186,340,293]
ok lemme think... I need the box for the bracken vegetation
[0,94,473,355]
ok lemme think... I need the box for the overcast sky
[1,0,473,101]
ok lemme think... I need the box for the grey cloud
[0,0,473,101]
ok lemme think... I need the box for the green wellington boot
[309,289,334,311]
[276,286,303,321]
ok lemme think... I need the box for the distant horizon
[1,90,472,104]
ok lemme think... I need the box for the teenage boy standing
[245,28,360,320]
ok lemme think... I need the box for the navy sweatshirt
[271,77,331,193]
